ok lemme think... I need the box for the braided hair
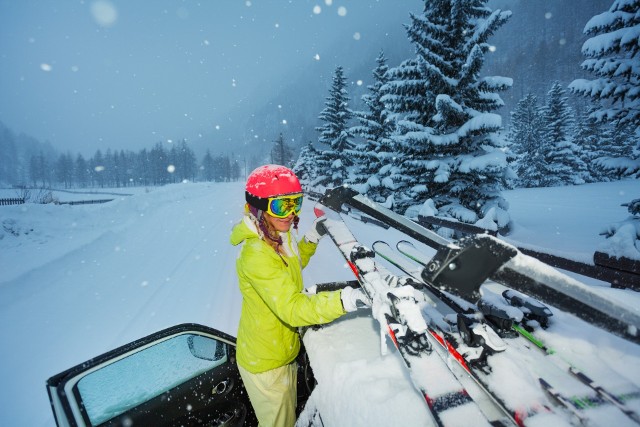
[247,205,299,264]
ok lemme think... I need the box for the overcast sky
[0,0,420,156]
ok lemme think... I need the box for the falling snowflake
[91,0,118,27]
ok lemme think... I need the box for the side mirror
[188,334,227,361]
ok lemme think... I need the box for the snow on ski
[313,205,617,426]
[489,286,640,425]
[391,239,640,426]
[314,203,513,427]
[319,186,640,344]
[370,241,596,426]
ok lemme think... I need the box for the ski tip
[313,202,343,220]
[538,377,550,388]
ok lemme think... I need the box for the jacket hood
[230,216,259,246]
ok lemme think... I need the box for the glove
[341,286,371,312]
[305,216,328,244]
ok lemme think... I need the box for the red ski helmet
[245,164,302,211]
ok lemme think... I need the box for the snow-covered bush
[598,198,640,261]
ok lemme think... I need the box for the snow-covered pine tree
[539,82,588,186]
[0,123,18,185]
[573,107,604,183]
[349,51,395,201]
[596,120,639,179]
[271,132,294,167]
[293,141,322,192]
[508,93,546,188]
[569,0,640,179]
[315,66,354,187]
[380,0,513,233]
[570,0,640,128]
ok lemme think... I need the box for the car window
[76,333,227,425]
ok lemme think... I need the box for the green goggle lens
[268,195,303,218]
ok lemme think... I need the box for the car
[46,323,316,427]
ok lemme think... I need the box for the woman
[230,164,368,427]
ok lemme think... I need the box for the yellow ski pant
[238,362,298,427]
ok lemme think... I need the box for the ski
[540,377,640,426]
[481,287,640,426]
[324,209,640,426]
[314,203,516,427]
[393,239,640,425]
[319,186,640,345]
[539,378,590,424]
[369,240,603,425]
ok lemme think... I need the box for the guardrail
[417,215,639,292]
[0,198,25,206]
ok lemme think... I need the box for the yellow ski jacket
[230,216,346,373]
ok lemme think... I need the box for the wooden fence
[0,198,115,206]
[0,198,25,206]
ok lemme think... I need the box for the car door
[46,323,257,427]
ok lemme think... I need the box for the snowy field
[0,179,639,426]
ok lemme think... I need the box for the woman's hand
[305,216,328,244]
[341,286,371,312]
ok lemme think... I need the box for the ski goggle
[266,194,303,218]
